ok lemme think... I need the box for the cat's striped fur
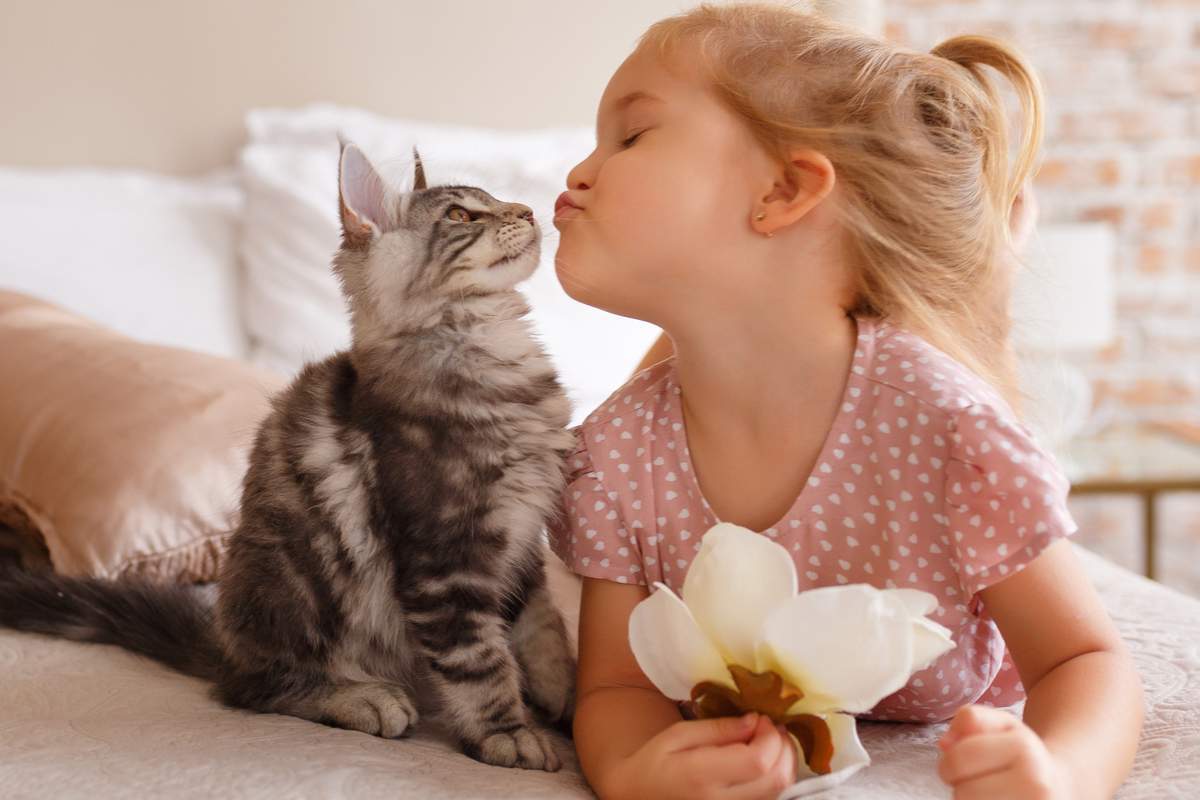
[0,141,578,771]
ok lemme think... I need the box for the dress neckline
[664,313,879,538]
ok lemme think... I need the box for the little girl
[547,4,1142,799]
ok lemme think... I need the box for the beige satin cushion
[0,290,287,581]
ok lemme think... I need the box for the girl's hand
[936,704,1073,800]
[606,712,799,800]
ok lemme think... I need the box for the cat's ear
[412,146,427,191]
[337,136,393,249]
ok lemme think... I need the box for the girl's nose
[566,154,595,193]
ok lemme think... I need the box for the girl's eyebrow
[610,90,664,113]
[596,90,664,136]
[600,90,667,120]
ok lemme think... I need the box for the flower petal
[756,584,914,713]
[780,712,870,798]
[911,616,957,672]
[883,588,957,672]
[628,581,732,701]
[884,587,938,617]
[681,522,797,666]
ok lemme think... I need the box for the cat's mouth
[488,238,539,269]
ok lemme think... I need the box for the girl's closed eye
[620,129,646,148]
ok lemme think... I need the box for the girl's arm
[939,539,1144,798]
[574,576,797,799]
[573,576,684,792]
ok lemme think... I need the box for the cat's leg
[510,580,575,729]
[216,668,420,739]
[406,585,562,771]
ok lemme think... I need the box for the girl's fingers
[948,763,1026,800]
[939,704,1019,749]
[682,715,782,788]
[723,723,799,800]
[938,729,1028,786]
[769,723,799,788]
[663,712,759,752]
[720,724,796,800]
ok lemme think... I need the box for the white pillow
[238,104,662,427]
[0,167,248,360]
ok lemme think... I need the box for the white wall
[0,0,698,174]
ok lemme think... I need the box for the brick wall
[883,0,1200,595]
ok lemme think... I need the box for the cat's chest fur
[363,371,575,563]
[361,315,574,554]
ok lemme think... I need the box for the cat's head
[332,138,541,325]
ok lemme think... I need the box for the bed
[0,544,1197,798]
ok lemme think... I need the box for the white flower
[628,522,956,797]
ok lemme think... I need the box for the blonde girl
[547,3,1142,799]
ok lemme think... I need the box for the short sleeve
[546,426,646,585]
[943,403,1079,609]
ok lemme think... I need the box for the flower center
[687,664,834,775]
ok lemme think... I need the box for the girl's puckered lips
[554,191,583,216]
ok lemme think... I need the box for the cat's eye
[445,206,474,223]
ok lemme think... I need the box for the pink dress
[547,313,1079,723]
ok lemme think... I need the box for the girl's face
[553,44,774,326]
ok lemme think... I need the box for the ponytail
[929,35,1045,245]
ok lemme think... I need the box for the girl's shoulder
[573,356,678,441]
[864,318,1060,473]
[855,315,1070,498]
[551,358,681,586]
[865,317,1016,426]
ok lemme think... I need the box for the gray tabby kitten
[0,140,578,771]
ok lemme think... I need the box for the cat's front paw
[320,682,419,739]
[467,725,562,772]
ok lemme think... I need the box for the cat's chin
[488,238,540,270]
[482,241,540,287]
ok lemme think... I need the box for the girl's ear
[337,137,393,249]
[754,149,837,236]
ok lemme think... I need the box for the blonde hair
[638,2,1045,417]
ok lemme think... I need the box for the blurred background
[1,0,1198,595]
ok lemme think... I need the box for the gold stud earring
[754,211,773,238]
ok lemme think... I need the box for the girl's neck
[669,305,859,448]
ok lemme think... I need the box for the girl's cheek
[594,172,661,241]
[624,160,684,221]
[594,150,701,258]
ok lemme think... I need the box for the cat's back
[237,350,361,504]
[215,350,382,667]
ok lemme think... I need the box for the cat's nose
[511,204,534,224]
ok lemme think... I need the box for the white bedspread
[1,544,1197,799]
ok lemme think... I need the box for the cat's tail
[0,562,225,682]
